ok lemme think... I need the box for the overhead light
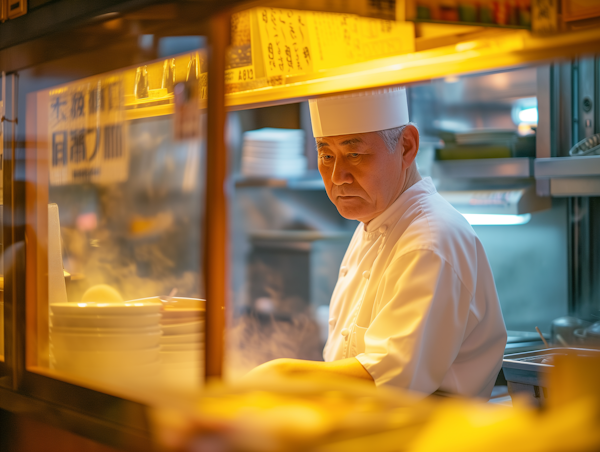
[518,107,538,123]
[511,97,537,126]
[462,213,531,226]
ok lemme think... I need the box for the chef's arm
[246,357,374,383]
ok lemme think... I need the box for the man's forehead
[316,133,373,148]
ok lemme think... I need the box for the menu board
[226,11,256,84]
[257,8,313,78]
[226,8,415,92]
[47,75,129,186]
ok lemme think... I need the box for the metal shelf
[534,156,600,197]
[433,157,532,179]
[233,171,325,190]
[534,155,600,178]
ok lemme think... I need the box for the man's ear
[399,125,419,168]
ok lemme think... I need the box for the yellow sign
[47,75,129,186]
[226,7,415,92]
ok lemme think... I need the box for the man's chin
[334,203,370,222]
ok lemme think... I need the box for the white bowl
[160,349,204,364]
[50,330,161,351]
[50,325,161,336]
[51,346,159,367]
[160,343,204,352]
[50,313,161,329]
[159,332,203,345]
[50,298,161,316]
[162,321,204,336]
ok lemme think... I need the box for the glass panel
[24,40,207,392]
[225,65,570,379]
[224,103,357,379]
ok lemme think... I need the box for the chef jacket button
[379,225,388,234]
[341,328,350,337]
[362,270,370,279]
[340,266,348,276]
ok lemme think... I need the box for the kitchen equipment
[535,326,549,348]
[569,133,600,156]
[551,316,590,346]
[502,348,600,406]
[573,322,600,348]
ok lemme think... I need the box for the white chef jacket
[324,177,507,399]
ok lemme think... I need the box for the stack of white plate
[49,298,162,384]
[160,297,205,388]
[241,128,306,178]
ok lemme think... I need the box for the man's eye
[348,153,359,158]
[320,155,333,161]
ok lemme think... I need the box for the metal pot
[551,316,590,346]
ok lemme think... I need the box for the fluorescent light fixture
[518,107,538,124]
[462,213,531,225]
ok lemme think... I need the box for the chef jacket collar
[363,177,437,233]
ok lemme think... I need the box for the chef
[248,87,507,399]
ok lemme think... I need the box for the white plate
[160,349,204,364]
[160,343,204,351]
[50,325,161,335]
[159,332,203,344]
[50,331,161,351]
[162,297,205,310]
[51,346,159,367]
[53,359,161,381]
[243,146,304,157]
[242,156,307,167]
[243,128,305,143]
[162,321,204,336]
[50,298,161,316]
[50,313,161,329]
[161,313,204,323]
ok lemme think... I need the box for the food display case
[1,1,600,450]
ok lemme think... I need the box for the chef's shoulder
[389,192,478,283]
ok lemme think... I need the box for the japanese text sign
[47,75,129,186]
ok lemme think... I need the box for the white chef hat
[308,87,409,138]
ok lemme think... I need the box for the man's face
[317,131,410,224]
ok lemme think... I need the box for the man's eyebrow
[339,137,363,146]
[316,141,329,149]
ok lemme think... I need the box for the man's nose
[331,159,353,185]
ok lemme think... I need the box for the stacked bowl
[160,297,205,388]
[49,298,162,385]
[241,128,306,178]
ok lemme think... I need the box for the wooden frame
[562,0,600,22]
[1,0,600,449]
[6,0,25,20]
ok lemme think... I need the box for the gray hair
[376,122,416,153]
